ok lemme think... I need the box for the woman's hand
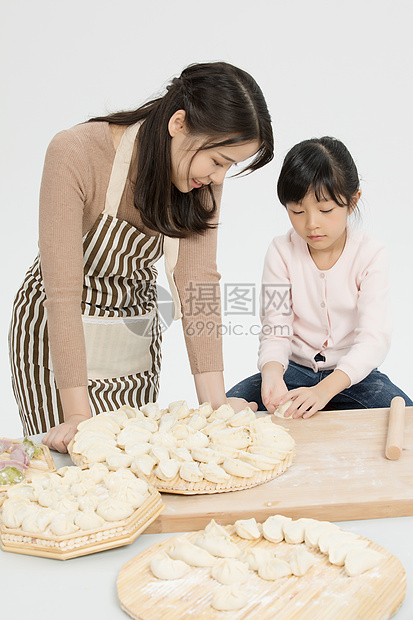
[42,414,90,453]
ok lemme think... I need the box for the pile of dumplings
[0,464,150,537]
[149,515,384,612]
[69,401,295,489]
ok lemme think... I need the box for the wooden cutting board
[146,407,413,533]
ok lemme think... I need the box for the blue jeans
[226,361,413,410]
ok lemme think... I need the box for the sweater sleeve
[39,130,89,389]
[258,238,294,371]
[174,184,224,374]
[335,242,392,385]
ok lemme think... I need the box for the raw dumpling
[273,399,293,418]
[170,447,193,462]
[96,498,134,521]
[203,420,227,437]
[318,530,359,554]
[83,444,122,464]
[344,547,383,577]
[211,585,248,611]
[139,402,162,420]
[106,454,134,470]
[6,484,36,502]
[82,463,110,484]
[258,557,292,580]
[158,413,177,432]
[211,558,250,584]
[101,409,129,428]
[150,446,170,463]
[283,518,317,544]
[195,402,213,418]
[150,432,177,449]
[227,407,256,427]
[131,455,156,477]
[117,427,152,447]
[248,446,289,460]
[209,404,235,421]
[124,442,152,458]
[1,499,36,529]
[182,431,210,450]
[77,415,120,434]
[195,534,240,558]
[191,447,225,464]
[186,414,208,431]
[168,537,215,567]
[204,519,232,539]
[155,459,180,481]
[208,444,240,459]
[50,514,79,536]
[288,548,317,576]
[199,462,230,484]
[234,518,261,540]
[211,429,250,450]
[222,458,259,478]
[305,520,340,548]
[20,510,44,534]
[328,539,369,566]
[179,461,203,483]
[124,418,158,433]
[239,547,276,571]
[150,551,191,579]
[74,510,106,530]
[262,515,291,543]
[168,400,191,420]
[238,451,280,470]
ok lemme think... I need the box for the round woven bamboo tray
[117,523,406,620]
[0,486,164,560]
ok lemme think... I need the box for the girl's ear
[349,189,362,213]
[168,110,187,137]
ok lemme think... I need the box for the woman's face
[169,111,259,193]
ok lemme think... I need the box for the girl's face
[286,190,360,257]
[168,110,259,193]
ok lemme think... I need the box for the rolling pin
[385,396,405,460]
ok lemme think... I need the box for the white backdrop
[1,0,412,438]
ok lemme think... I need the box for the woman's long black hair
[90,62,274,237]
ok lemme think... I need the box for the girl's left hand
[278,386,330,419]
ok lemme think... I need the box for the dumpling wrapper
[168,537,215,567]
[150,551,191,579]
[211,558,250,585]
[211,585,248,611]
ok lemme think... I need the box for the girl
[9,62,273,452]
[227,137,412,418]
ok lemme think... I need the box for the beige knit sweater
[38,121,223,389]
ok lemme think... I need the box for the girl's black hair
[277,137,360,210]
[89,62,274,237]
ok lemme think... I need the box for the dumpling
[1,498,36,529]
[209,404,235,421]
[179,461,203,483]
[171,424,192,440]
[37,489,59,508]
[36,508,59,530]
[77,415,120,434]
[211,558,250,584]
[191,447,224,464]
[168,400,191,420]
[124,442,152,458]
[248,446,288,460]
[182,431,209,450]
[117,427,152,447]
[258,557,292,580]
[101,409,129,428]
[203,419,227,437]
[124,418,158,433]
[234,518,261,540]
[168,537,215,567]
[50,514,79,536]
[195,534,240,558]
[262,515,291,543]
[186,414,208,431]
[238,451,280,471]
[227,407,256,427]
[328,539,369,566]
[199,462,230,484]
[20,510,44,534]
[210,429,250,450]
[74,510,106,530]
[119,404,141,419]
[96,498,134,521]
[150,432,177,449]
[83,444,122,464]
[239,547,276,571]
[104,468,136,490]
[318,530,359,554]
[211,585,248,611]
[53,496,80,514]
[59,466,83,485]
[81,463,109,485]
[304,520,340,548]
[208,444,240,459]
[150,551,191,579]
[288,548,317,576]
[283,518,318,544]
[158,413,178,432]
[221,458,259,478]
[106,454,134,470]
[195,402,213,418]
[273,399,293,418]
[77,492,102,512]
[344,547,383,577]
[154,459,180,481]
[204,519,232,539]
[139,402,162,420]
[131,454,156,477]
[170,447,193,462]
[6,484,36,502]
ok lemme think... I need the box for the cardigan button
[320,302,326,308]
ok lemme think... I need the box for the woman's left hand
[226,397,258,413]
[278,386,329,419]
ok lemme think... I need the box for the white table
[2,442,412,619]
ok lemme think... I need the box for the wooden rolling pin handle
[385,396,405,460]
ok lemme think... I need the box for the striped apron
[9,122,181,435]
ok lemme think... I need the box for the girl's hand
[261,374,288,414]
[278,386,330,419]
[42,414,90,453]
[226,397,258,413]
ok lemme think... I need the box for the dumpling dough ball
[288,548,317,576]
[168,537,215,567]
[258,558,292,580]
[234,518,261,540]
[262,515,292,543]
[211,585,248,611]
[150,551,191,580]
[211,558,250,585]
[344,547,383,577]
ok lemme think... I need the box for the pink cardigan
[258,227,392,386]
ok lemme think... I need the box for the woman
[9,61,273,452]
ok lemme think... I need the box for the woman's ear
[168,109,187,137]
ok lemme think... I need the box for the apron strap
[103,122,141,218]
[164,236,183,320]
